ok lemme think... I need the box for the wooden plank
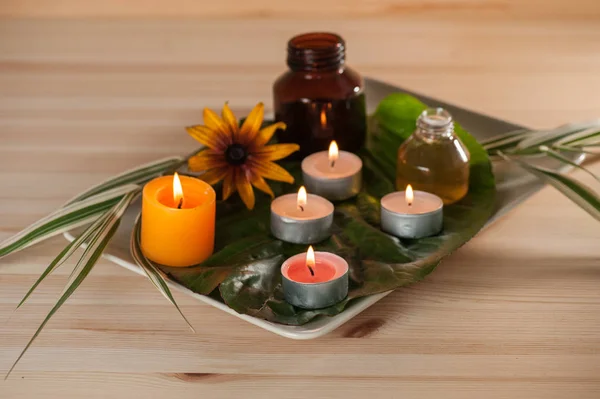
[0,0,599,19]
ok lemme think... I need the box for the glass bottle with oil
[396,108,470,204]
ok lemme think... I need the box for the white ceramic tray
[65,78,583,340]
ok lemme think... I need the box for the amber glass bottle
[273,32,366,159]
[396,108,470,204]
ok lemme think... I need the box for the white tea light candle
[380,185,443,239]
[271,186,334,244]
[301,141,362,201]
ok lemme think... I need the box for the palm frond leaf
[514,120,600,154]
[498,151,600,222]
[0,184,139,260]
[5,191,138,379]
[538,146,600,184]
[65,156,184,205]
[482,129,535,152]
[554,126,600,148]
[16,209,116,309]
[555,145,600,155]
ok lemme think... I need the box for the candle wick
[307,265,315,276]
[330,160,336,168]
[408,202,412,207]
[177,198,183,209]
[299,205,304,212]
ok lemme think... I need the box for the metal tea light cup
[270,192,334,244]
[281,252,349,309]
[301,147,363,201]
[270,211,333,244]
[380,191,443,239]
[302,169,362,201]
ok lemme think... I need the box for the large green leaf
[145,93,496,326]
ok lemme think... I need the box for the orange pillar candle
[141,173,216,267]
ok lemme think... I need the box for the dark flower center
[225,144,248,165]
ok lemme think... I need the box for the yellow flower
[186,102,299,210]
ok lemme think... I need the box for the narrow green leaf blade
[15,193,136,309]
[480,128,531,146]
[539,146,600,184]
[66,157,183,205]
[482,129,535,152]
[16,226,95,309]
[130,215,194,332]
[0,184,138,260]
[554,126,600,148]
[515,120,600,152]
[552,145,600,156]
[498,151,600,222]
[62,191,139,291]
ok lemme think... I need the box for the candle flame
[320,109,327,128]
[329,140,339,168]
[405,184,413,206]
[306,245,315,276]
[297,186,307,211]
[173,172,184,208]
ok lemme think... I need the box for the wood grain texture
[1,0,600,19]
[1,5,600,398]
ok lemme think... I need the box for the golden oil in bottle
[396,108,470,204]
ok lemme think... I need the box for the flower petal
[239,102,264,145]
[188,150,226,172]
[236,168,255,210]
[252,122,286,148]
[186,125,227,150]
[249,159,295,184]
[203,108,232,144]
[252,143,300,161]
[198,167,229,185]
[249,173,274,198]
[222,102,240,141]
[222,168,236,201]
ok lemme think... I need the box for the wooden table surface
[1,3,600,398]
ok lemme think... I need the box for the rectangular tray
[65,77,581,339]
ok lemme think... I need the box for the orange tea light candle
[141,173,216,267]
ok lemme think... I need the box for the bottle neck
[415,108,454,139]
[287,32,346,72]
